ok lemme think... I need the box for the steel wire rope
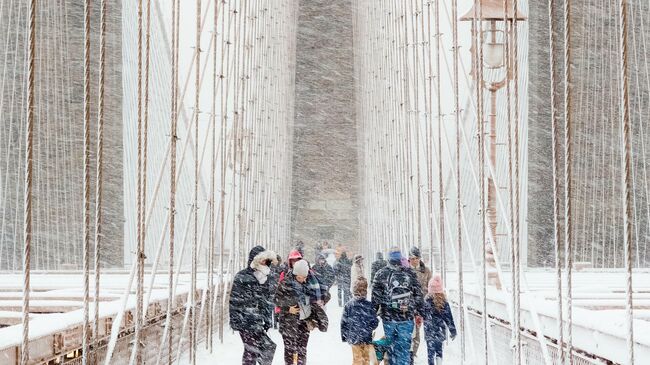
[93,0,107,359]
[562,0,574,361]
[547,0,564,361]
[472,0,488,362]
[618,0,635,363]
[21,0,37,363]
[81,0,92,362]
[451,0,465,359]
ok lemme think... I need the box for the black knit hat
[409,246,421,258]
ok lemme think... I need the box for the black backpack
[387,269,413,313]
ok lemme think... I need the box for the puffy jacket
[422,296,457,342]
[229,246,274,332]
[371,262,423,322]
[341,298,379,344]
[334,255,352,285]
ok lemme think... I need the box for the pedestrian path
[180,286,459,364]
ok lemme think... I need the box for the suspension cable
[547,0,565,361]
[563,0,574,362]
[133,0,145,362]
[94,0,108,357]
[81,0,92,362]
[435,0,446,286]
[190,1,202,363]
[451,0,465,360]
[473,0,488,362]
[21,0,37,363]
[167,0,179,362]
[618,0,635,363]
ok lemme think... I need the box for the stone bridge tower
[291,0,360,259]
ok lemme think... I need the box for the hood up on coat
[249,247,278,271]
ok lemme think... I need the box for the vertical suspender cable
[422,1,432,270]
[207,0,219,352]
[512,0,522,361]
[94,0,107,352]
[191,1,202,363]
[134,0,144,362]
[218,0,228,345]
[562,0,574,362]
[617,0,634,363]
[547,0,564,361]
[473,0,488,362]
[22,0,37,363]
[82,0,92,362]
[435,0,446,286]
[141,0,152,340]
[451,0,465,361]
[167,0,180,362]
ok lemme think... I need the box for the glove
[450,333,457,341]
[415,316,423,326]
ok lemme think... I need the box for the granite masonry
[291,0,360,258]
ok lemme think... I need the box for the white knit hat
[293,259,310,277]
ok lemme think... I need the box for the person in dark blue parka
[341,276,379,364]
[229,246,278,365]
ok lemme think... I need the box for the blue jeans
[382,320,415,365]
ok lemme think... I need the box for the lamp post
[461,1,526,288]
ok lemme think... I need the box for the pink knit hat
[428,274,444,294]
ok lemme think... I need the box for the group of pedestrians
[228,244,456,365]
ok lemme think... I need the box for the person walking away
[371,252,388,284]
[334,252,353,306]
[371,247,424,365]
[350,254,365,293]
[312,254,336,298]
[341,277,379,365]
[408,247,432,363]
[422,274,456,365]
[269,254,283,329]
[229,246,278,365]
[275,259,313,365]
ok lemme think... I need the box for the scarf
[254,265,270,284]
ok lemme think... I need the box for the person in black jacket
[269,254,283,329]
[312,254,335,288]
[229,246,278,365]
[371,252,388,284]
[341,277,379,364]
[275,260,313,365]
[312,253,335,304]
[334,252,352,306]
[371,247,423,365]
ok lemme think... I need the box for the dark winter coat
[422,297,457,342]
[275,271,311,335]
[279,268,323,303]
[341,298,379,345]
[268,263,283,294]
[370,258,388,284]
[312,261,336,289]
[371,262,424,322]
[229,246,274,332]
[413,261,432,296]
[334,255,352,286]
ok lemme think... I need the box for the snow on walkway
[180,286,459,364]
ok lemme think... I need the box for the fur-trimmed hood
[249,249,278,271]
